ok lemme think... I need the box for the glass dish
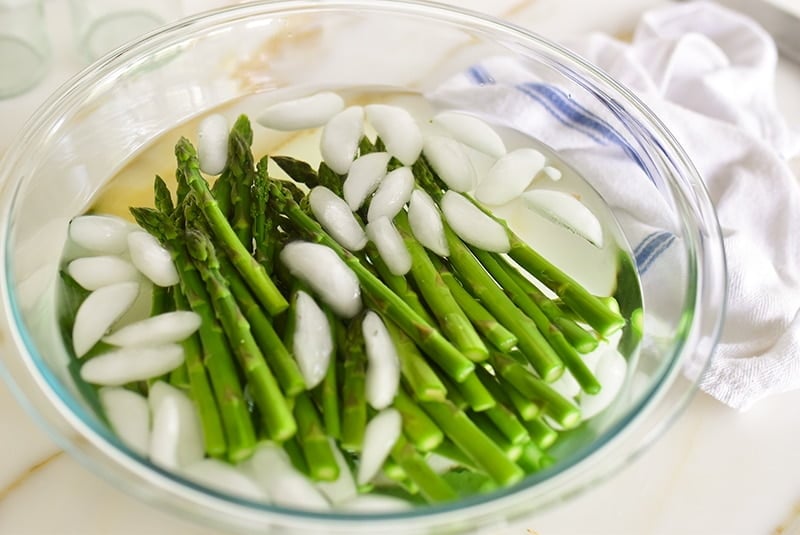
[0,1,726,533]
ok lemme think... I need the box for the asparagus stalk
[382,318,447,402]
[485,401,530,447]
[184,228,296,442]
[339,317,368,452]
[365,242,435,326]
[450,371,495,412]
[251,155,281,272]
[490,351,581,430]
[268,180,474,382]
[506,234,625,337]
[130,206,256,462]
[210,115,254,220]
[173,288,227,458]
[318,161,345,198]
[437,373,468,410]
[318,308,342,440]
[421,399,525,486]
[473,249,601,395]
[413,156,624,337]
[470,370,532,445]
[524,417,559,450]
[380,459,418,495]
[153,173,175,213]
[469,412,523,461]
[431,440,479,472]
[394,211,488,362]
[224,115,255,246]
[432,257,517,352]
[493,256,598,353]
[390,434,458,503]
[283,436,310,475]
[475,365,540,422]
[358,136,378,155]
[441,222,564,382]
[294,391,340,481]
[393,388,444,452]
[175,137,288,315]
[517,441,554,474]
[217,255,306,397]
[147,284,181,388]
[271,156,320,189]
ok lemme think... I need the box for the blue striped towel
[429,1,800,410]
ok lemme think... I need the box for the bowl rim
[0,0,727,530]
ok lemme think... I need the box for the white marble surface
[1,1,799,534]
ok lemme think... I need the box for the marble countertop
[1,1,799,534]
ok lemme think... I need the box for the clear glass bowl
[0,1,726,533]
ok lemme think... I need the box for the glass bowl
[0,1,726,533]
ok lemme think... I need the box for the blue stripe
[515,84,607,146]
[635,231,672,269]
[516,83,649,173]
[468,66,494,85]
[639,234,675,273]
[634,231,663,257]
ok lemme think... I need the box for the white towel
[430,1,800,410]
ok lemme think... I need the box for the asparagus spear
[475,365,540,422]
[268,180,474,382]
[339,316,368,452]
[318,308,342,440]
[507,234,625,337]
[413,156,624,337]
[181,194,305,397]
[184,227,296,442]
[524,417,559,450]
[432,256,518,352]
[438,373,468,410]
[318,161,345,198]
[393,388,444,452]
[490,351,580,430]
[421,399,525,487]
[394,211,488,362]
[358,136,378,156]
[450,371,495,412]
[147,284,186,389]
[442,223,564,382]
[390,434,458,503]
[216,255,305,397]
[473,249,601,395]
[380,458,418,496]
[271,156,320,189]
[283,436,310,475]
[365,242,435,325]
[517,441,554,474]
[175,137,288,316]
[469,412,523,461]
[130,206,256,462]
[294,391,340,481]
[173,287,227,458]
[431,440,479,472]
[251,155,280,272]
[382,317,447,402]
[495,256,598,353]
[469,368,531,445]
[210,115,253,220]
[153,175,175,216]
[225,115,256,246]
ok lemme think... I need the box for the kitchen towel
[430,1,800,410]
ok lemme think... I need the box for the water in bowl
[57,86,643,509]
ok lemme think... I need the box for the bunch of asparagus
[103,112,628,504]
